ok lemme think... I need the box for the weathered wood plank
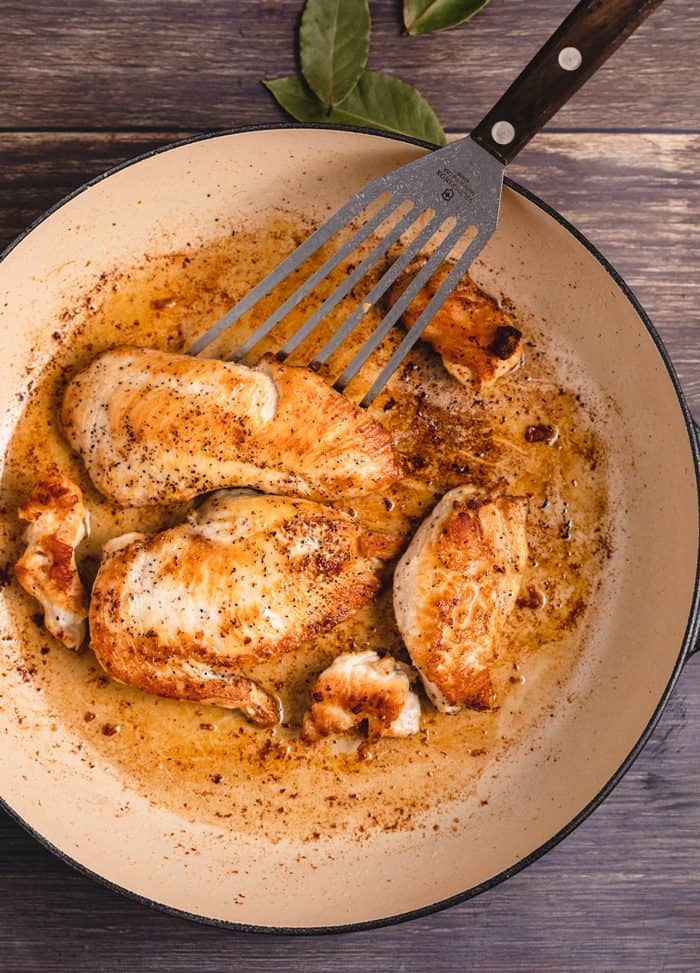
[1,130,697,414]
[1,0,698,132]
[0,132,179,248]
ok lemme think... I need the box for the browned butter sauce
[0,213,612,841]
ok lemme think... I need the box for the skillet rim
[0,122,698,936]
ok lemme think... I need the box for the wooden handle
[471,0,665,165]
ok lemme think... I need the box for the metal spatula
[188,0,662,406]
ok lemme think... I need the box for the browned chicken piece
[89,490,386,725]
[14,471,90,650]
[393,485,528,712]
[387,267,522,389]
[61,347,402,506]
[301,650,421,744]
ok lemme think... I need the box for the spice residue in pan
[0,213,614,842]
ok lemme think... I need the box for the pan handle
[471,0,665,166]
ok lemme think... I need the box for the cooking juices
[0,213,613,841]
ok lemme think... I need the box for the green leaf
[404,0,491,35]
[264,72,447,147]
[332,71,448,145]
[264,77,330,124]
[300,0,370,108]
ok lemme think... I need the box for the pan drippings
[0,213,613,842]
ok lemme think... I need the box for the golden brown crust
[258,357,403,496]
[20,477,80,515]
[14,471,90,650]
[89,571,279,726]
[387,268,522,389]
[40,534,77,593]
[393,487,528,712]
[61,346,403,505]
[357,529,404,560]
[301,651,419,743]
[89,492,383,724]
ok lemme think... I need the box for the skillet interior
[0,128,697,930]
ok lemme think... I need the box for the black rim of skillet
[0,123,699,936]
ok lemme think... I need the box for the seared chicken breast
[387,267,522,389]
[62,347,402,506]
[89,490,385,725]
[301,650,420,743]
[394,485,528,712]
[14,472,90,650]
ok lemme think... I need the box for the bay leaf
[300,0,370,107]
[264,72,447,147]
[404,0,491,36]
[264,77,330,124]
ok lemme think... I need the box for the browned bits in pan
[517,585,546,610]
[524,423,556,443]
[489,325,522,360]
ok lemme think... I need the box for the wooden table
[1,2,698,969]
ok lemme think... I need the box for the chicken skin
[393,485,528,712]
[89,490,386,725]
[387,267,522,389]
[14,471,90,650]
[301,650,421,744]
[61,346,402,506]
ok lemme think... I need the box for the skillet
[0,125,698,932]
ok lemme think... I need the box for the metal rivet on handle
[558,46,582,71]
[491,121,515,145]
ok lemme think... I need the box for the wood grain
[0,0,698,132]
[0,132,183,247]
[0,0,698,969]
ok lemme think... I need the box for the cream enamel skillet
[0,127,698,932]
